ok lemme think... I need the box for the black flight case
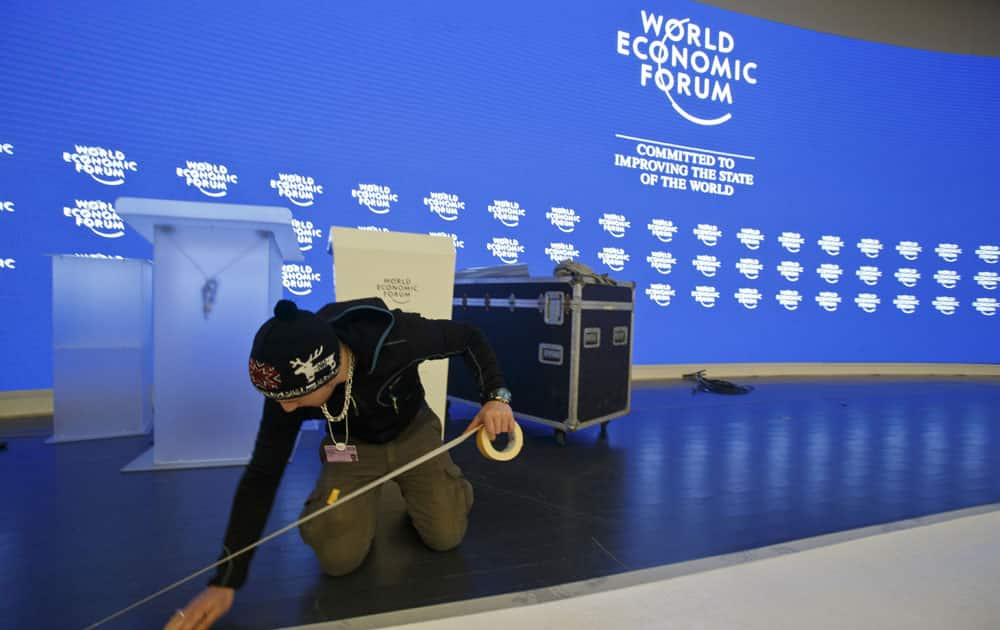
[447,274,635,445]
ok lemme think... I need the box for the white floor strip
[282,504,1000,630]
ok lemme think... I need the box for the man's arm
[166,400,300,628]
[209,398,301,589]
[400,313,508,402]
[400,313,515,440]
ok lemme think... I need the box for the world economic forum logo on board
[292,218,323,252]
[818,235,844,256]
[777,261,803,282]
[429,232,465,249]
[691,285,720,308]
[271,173,324,207]
[616,10,759,126]
[599,213,631,238]
[377,277,419,306]
[646,283,676,307]
[734,287,762,310]
[63,200,125,239]
[545,242,580,263]
[935,243,962,263]
[487,237,525,264]
[547,207,580,233]
[895,268,921,288]
[282,264,322,296]
[815,292,842,312]
[856,266,882,286]
[693,223,722,246]
[974,271,998,290]
[71,253,124,261]
[857,238,883,259]
[776,290,802,311]
[932,296,959,315]
[735,258,763,280]
[737,228,764,250]
[352,184,398,214]
[973,298,998,317]
[893,295,919,314]
[778,232,805,254]
[598,247,630,272]
[177,161,238,197]
[934,270,960,289]
[854,293,881,314]
[693,254,721,277]
[817,264,843,284]
[488,200,526,227]
[976,245,999,264]
[648,218,679,242]
[896,241,922,261]
[647,251,677,274]
[64,145,138,185]
[425,192,465,222]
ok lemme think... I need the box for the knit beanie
[248,300,341,400]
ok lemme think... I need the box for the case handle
[613,326,629,346]
[538,343,564,366]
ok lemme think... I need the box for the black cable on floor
[682,370,754,395]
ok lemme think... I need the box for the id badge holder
[324,443,359,463]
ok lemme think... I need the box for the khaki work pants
[298,404,474,576]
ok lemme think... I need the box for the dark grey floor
[2,378,999,630]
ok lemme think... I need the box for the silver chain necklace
[321,354,355,450]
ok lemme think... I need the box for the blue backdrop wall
[1,1,998,390]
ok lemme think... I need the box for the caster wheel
[599,422,609,439]
[554,429,567,447]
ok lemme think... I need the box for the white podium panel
[328,228,456,429]
[49,256,152,443]
[116,198,300,471]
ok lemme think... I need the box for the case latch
[542,291,565,325]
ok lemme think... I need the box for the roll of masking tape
[476,422,523,461]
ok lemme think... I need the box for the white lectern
[116,197,302,472]
[327,228,456,432]
[48,255,152,443]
